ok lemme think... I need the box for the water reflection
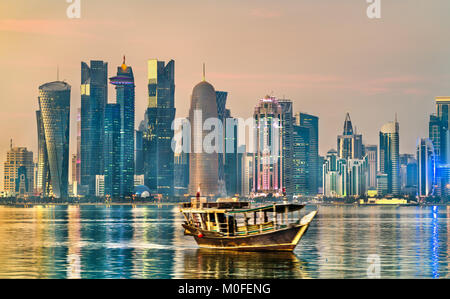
[0,205,448,278]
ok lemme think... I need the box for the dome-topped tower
[188,77,219,196]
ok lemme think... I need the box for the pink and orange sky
[1,0,450,189]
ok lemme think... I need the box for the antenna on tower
[10,138,12,149]
[202,63,206,81]
[395,112,398,123]
[57,65,59,81]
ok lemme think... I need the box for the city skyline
[2,1,450,190]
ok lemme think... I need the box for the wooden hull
[183,223,312,252]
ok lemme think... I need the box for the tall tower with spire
[337,113,363,160]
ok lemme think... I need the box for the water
[0,204,448,279]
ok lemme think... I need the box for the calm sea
[0,204,448,279]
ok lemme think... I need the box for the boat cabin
[180,200,305,237]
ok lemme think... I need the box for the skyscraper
[365,145,378,189]
[80,60,108,196]
[216,91,228,195]
[323,149,347,197]
[38,81,71,198]
[3,146,34,196]
[296,112,319,195]
[36,110,50,197]
[279,99,293,195]
[399,153,417,195]
[109,57,135,197]
[337,113,363,160]
[224,109,242,196]
[416,138,435,197]
[142,59,175,197]
[188,78,219,196]
[379,119,400,195]
[103,104,121,198]
[292,124,310,196]
[253,95,283,195]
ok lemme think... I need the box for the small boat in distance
[179,192,317,251]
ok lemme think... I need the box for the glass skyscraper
[279,99,293,196]
[142,59,175,197]
[379,119,400,195]
[296,112,319,195]
[109,57,135,197]
[36,110,50,197]
[103,104,121,198]
[37,81,71,198]
[337,113,363,160]
[416,138,435,197]
[292,124,310,196]
[80,60,108,196]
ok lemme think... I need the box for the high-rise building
[38,81,71,198]
[365,145,378,189]
[337,113,363,160]
[429,98,450,200]
[417,138,435,197]
[253,96,283,195]
[135,128,144,175]
[80,60,108,196]
[292,124,310,196]
[224,110,242,196]
[188,78,219,196]
[279,99,293,195]
[174,151,189,196]
[241,153,253,197]
[323,149,347,197]
[103,104,121,198]
[36,110,50,197]
[399,153,417,195]
[215,91,228,195]
[347,158,368,197]
[379,119,400,195]
[142,59,175,197]
[109,57,135,197]
[75,108,81,183]
[3,146,34,196]
[296,112,319,195]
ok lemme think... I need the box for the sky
[1,0,450,190]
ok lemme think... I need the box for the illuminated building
[109,57,135,197]
[80,60,108,196]
[103,103,121,198]
[253,95,283,195]
[292,124,310,196]
[38,81,71,198]
[379,118,400,195]
[416,138,435,197]
[142,60,175,196]
[279,99,293,195]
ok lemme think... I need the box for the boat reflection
[179,248,310,279]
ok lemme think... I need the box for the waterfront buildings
[399,154,418,196]
[292,124,310,196]
[337,113,363,160]
[279,99,294,195]
[296,112,319,195]
[37,81,71,198]
[109,57,135,197]
[142,60,176,197]
[379,119,400,195]
[103,103,121,198]
[3,146,34,196]
[416,138,435,197]
[241,153,253,197]
[323,149,347,197]
[188,78,219,196]
[80,60,108,196]
[253,95,283,195]
[364,145,378,189]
